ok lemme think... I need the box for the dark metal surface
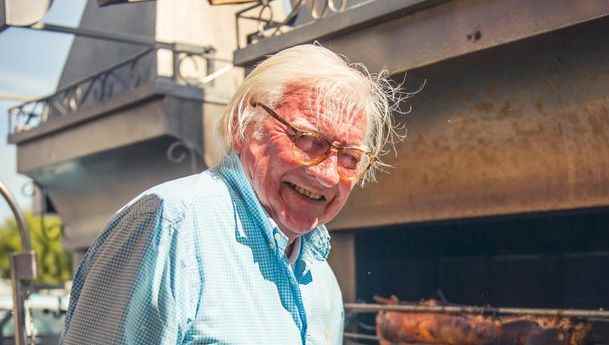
[330,17,609,230]
[235,0,609,74]
[33,136,205,251]
[343,332,379,342]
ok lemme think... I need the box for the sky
[0,0,87,222]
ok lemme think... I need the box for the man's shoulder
[84,169,230,269]
[121,169,229,219]
[149,169,228,201]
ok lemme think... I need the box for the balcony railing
[7,44,233,135]
[236,0,366,48]
[232,0,451,67]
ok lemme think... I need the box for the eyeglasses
[252,101,376,181]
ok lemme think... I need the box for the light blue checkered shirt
[62,153,344,345]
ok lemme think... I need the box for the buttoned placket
[269,227,309,344]
[218,154,315,345]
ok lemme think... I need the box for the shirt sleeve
[62,194,198,345]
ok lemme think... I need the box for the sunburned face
[236,86,368,242]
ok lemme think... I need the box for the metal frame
[0,182,37,345]
[345,303,609,319]
[343,302,609,344]
[233,0,447,65]
[7,45,231,137]
[234,0,609,72]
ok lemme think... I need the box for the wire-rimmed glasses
[252,101,375,181]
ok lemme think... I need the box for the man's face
[237,86,367,241]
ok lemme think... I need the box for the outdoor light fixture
[208,0,259,5]
[97,0,153,6]
[0,0,52,32]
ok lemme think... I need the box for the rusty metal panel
[235,0,609,73]
[325,0,609,74]
[330,17,609,229]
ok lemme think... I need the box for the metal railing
[235,0,365,48]
[7,44,233,135]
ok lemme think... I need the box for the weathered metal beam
[235,0,609,75]
[234,0,448,67]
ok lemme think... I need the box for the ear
[233,130,244,153]
[230,107,246,153]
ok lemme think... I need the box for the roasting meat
[375,297,592,345]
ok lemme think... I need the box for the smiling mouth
[284,181,326,202]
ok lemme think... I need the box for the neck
[285,239,297,257]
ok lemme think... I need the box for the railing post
[172,44,180,83]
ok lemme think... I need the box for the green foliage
[0,213,72,286]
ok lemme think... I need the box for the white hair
[219,44,411,184]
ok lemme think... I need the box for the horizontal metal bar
[29,22,162,47]
[344,332,379,341]
[345,303,609,319]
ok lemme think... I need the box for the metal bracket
[11,251,37,280]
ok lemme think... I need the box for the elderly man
[61,44,400,345]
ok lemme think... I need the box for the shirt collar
[214,152,331,262]
[266,217,302,265]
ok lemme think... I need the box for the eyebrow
[257,101,366,148]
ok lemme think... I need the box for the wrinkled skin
[235,86,367,243]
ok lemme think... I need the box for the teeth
[287,182,324,201]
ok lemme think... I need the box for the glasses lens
[293,133,330,161]
[286,125,371,180]
[338,148,370,179]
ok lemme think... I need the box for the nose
[306,152,340,188]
